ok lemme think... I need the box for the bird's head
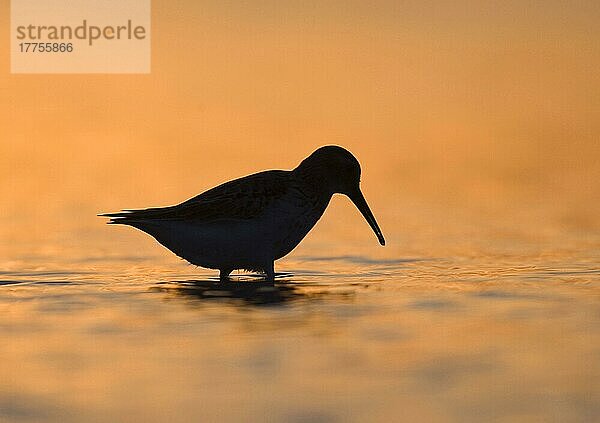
[296,146,385,246]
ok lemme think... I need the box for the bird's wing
[102,170,291,223]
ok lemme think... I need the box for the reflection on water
[155,278,305,306]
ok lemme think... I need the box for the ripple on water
[0,246,599,422]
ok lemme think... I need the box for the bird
[101,145,385,281]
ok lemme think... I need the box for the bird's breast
[263,187,330,259]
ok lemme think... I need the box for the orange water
[1,1,599,421]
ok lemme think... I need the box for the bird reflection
[155,274,304,305]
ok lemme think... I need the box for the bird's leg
[264,262,275,282]
[219,268,231,282]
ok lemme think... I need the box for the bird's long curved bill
[349,189,386,246]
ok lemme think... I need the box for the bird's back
[104,170,292,225]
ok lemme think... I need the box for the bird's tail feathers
[98,209,158,225]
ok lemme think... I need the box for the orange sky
[1,1,599,234]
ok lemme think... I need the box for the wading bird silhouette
[101,146,385,281]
